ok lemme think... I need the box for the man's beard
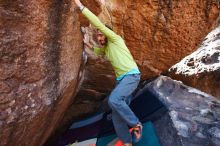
[100,38,108,46]
[100,41,106,46]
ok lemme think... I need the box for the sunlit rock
[169,26,220,99]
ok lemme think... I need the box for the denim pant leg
[112,110,132,143]
[100,77,137,113]
[108,74,141,142]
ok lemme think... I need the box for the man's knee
[108,96,119,109]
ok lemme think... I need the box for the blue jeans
[108,74,141,143]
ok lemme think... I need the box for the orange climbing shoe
[114,139,123,146]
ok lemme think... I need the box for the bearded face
[96,31,108,46]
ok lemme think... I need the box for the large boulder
[109,0,220,79]
[147,76,220,146]
[169,26,220,99]
[0,0,82,146]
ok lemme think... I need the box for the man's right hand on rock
[74,0,84,10]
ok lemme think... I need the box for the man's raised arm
[74,0,119,42]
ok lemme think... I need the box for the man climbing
[74,0,142,145]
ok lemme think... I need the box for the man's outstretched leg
[112,110,132,145]
[108,74,142,144]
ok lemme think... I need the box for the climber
[74,0,143,146]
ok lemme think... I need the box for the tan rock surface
[0,1,82,146]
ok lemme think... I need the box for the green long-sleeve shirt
[82,8,139,79]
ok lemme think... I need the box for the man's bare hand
[83,39,93,49]
[74,0,84,9]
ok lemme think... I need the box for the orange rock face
[0,1,82,146]
[103,0,220,79]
